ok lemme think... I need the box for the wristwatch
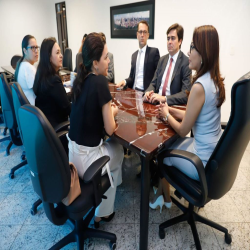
[163,112,170,122]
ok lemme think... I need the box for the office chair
[0,74,26,178]
[75,52,83,73]
[157,71,250,250]
[11,82,70,215]
[62,48,73,72]
[18,104,117,250]
[10,55,22,70]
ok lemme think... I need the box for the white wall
[0,0,57,66]
[1,0,250,122]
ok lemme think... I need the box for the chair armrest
[159,149,208,203]
[83,155,110,183]
[221,122,227,129]
[56,130,68,139]
[83,155,110,207]
[54,121,70,133]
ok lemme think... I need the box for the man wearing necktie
[117,20,160,91]
[143,23,191,105]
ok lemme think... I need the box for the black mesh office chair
[62,48,73,72]
[18,104,117,250]
[10,55,22,70]
[157,72,250,249]
[75,52,83,73]
[0,74,27,178]
[11,82,70,215]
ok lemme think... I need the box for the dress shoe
[164,201,172,209]
[94,212,115,228]
[149,195,164,213]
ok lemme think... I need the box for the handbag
[62,162,81,206]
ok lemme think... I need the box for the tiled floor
[0,125,250,250]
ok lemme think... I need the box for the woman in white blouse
[14,35,39,105]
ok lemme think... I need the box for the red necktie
[162,58,173,96]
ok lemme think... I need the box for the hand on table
[156,102,169,120]
[116,80,126,88]
[149,93,166,104]
[143,90,154,102]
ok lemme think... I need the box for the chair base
[49,207,117,250]
[30,198,42,215]
[159,196,232,250]
[0,135,13,155]
[9,159,27,179]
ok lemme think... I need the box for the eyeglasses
[190,43,199,53]
[137,30,148,35]
[27,46,40,52]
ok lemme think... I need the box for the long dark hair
[33,37,57,95]
[192,25,225,107]
[14,35,35,81]
[72,32,106,102]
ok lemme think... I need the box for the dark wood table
[109,84,182,250]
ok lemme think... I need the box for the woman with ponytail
[68,33,123,228]
[14,35,39,105]
[149,25,225,211]
[33,37,71,128]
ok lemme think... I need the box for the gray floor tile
[174,223,221,250]
[0,192,38,225]
[111,191,135,224]
[229,190,250,222]
[10,224,59,250]
[0,225,22,250]
[204,194,245,223]
[135,223,177,250]
[213,222,250,250]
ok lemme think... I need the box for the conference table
[109,84,183,250]
[1,66,15,75]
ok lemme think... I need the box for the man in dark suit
[117,20,160,91]
[144,23,191,105]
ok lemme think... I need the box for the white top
[192,71,222,163]
[134,45,147,91]
[158,50,180,96]
[17,62,36,105]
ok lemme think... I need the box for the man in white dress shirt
[144,23,191,105]
[117,20,160,91]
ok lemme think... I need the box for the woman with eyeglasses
[14,35,39,105]
[33,37,71,128]
[149,25,225,212]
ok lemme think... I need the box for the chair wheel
[21,155,26,161]
[6,150,10,156]
[225,233,232,244]
[159,228,165,239]
[30,208,37,216]
[9,173,14,179]
[3,131,7,136]
[109,241,116,250]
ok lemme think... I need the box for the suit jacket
[126,46,160,90]
[145,51,191,105]
[106,52,114,83]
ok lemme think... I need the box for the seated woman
[14,35,39,105]
[150,25,225,212]
[33,37,71,128]
[67,33,123,228]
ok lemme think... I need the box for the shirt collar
[139,44,147,53]
[170,50,180,62]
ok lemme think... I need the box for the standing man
[99,32,115,83]
[117,20,160,91]
[143,23,191,105]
